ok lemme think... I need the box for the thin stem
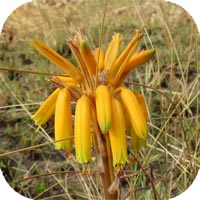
[0,66,67,77]
[18,170,99,182]
[0,137,74,157]
[99,134,117,199]
[95,0,108,89]
[91,103,117,199]
[105,134,115,183]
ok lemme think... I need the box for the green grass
[0,0,199,199]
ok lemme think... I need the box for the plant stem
[99,134,118,200]
[92,109,117,199]
[105,134,115,183]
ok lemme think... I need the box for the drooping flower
[109,97,128,171]
[125,90,148,152]
[120,87,148,140]
[31,29,155,171]
[74,95,92,164]
[130,91,148,151]
[32,88,60,126]
[95,85,112,133]
[55,87,73,151]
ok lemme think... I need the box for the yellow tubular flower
[94,47,105,71]
[130,128,146,152]
[130,91,148,151]
[108,31,143,85]
[125,111,146,152]
[68,40,95,91]
[31,39,82,82]
[109,97,128,168]
[95,85,112,133]
[75,95,92,164]
[132,91,148,120]
[32,88,60,126]
[30,30,154,175]
[55,87,73,150]
[124,49,155,73]
[104,33,122,71]
[120,88,148,140]
[80,40,97,75]
[55,76,78,84]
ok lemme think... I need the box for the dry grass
[0,0,199,199]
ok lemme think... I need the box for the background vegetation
[0,0,199,199]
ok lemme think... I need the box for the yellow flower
[120,87,148,140]
[130,128,146,152]
[104,33,122,71]
[107,31,143,85]
[31,29,154,171]
[95,85,112,133]
[94,47,105,71]
[125,49,156,73]
[31,39,82,82]
[109,97,128,169]
[32,88,60,126]
[55,87,73,151]
[125,98,147,152]
[130,91,148,151]
[79,40,97,75]
[74,95,92,164]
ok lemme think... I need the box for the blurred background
[0,0,199,199]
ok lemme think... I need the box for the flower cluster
[31,30,155,170]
